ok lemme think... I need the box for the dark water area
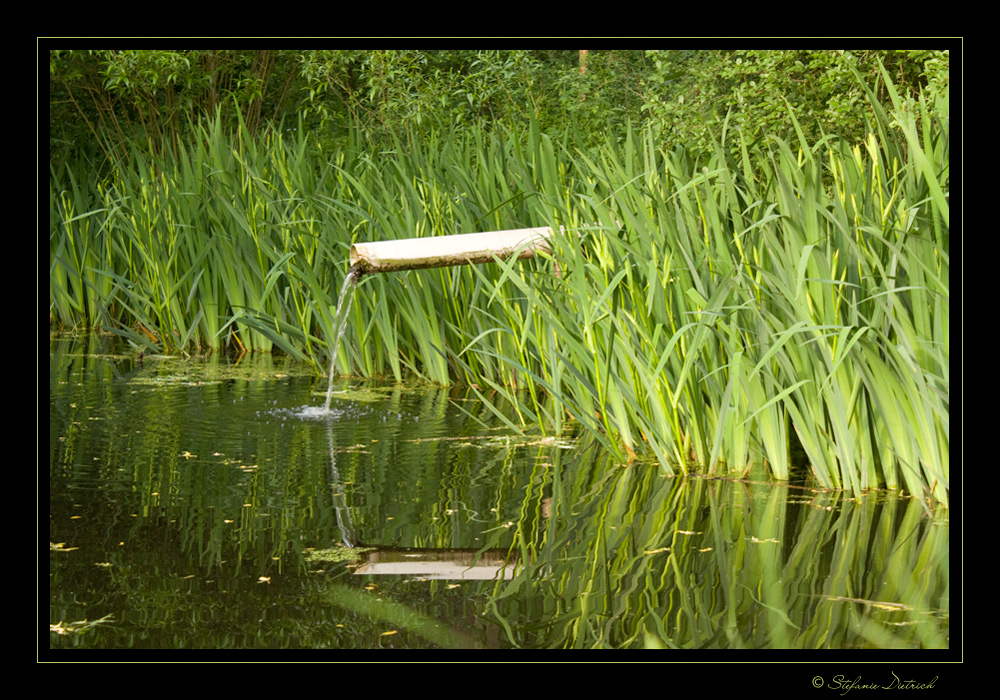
[47,336,950,654]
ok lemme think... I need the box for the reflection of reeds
[50,65,947,504]
[490,452,949,649]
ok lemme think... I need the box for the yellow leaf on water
[380,630,398,636]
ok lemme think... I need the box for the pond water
[48,336,949,651]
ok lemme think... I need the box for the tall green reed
[459,76,947,503]
[49,68,948,503]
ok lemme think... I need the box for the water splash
[294,405,345,420]
[322,265,361,413]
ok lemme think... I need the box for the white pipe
[349,227,554,274]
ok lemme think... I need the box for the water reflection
[351,547,520,580]
[48,338,949,650]
[489,449,950,650]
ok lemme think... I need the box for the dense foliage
[48,49,950,504]
[49,49,948,166]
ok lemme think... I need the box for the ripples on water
[260,399,416,426]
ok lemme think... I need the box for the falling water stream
[274,265,360,419]
[290,266,361,420]
[323,266,361,412]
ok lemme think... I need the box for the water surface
[48,337,949,650]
